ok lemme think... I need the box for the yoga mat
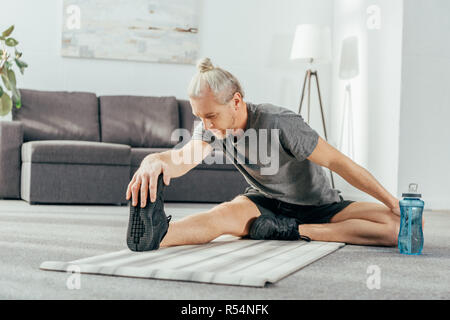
[40,236,345,287]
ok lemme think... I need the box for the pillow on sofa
[12,89,100,142]
[99,95,179,148]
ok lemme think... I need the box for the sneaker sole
[126,175,165,252]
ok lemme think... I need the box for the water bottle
[398,183,425,255]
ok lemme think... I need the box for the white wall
[330,0,403,203]
[398,0,450,210]
[6,0,447,210]
[0,0,334,129]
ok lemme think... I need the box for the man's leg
[160,195,261,248]
[298,202,400,246]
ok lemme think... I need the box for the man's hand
[126,158,171,207]
[389,198,425,228]
[390,199,401,216]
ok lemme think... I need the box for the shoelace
[299,235,311,242]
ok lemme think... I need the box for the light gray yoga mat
[40,235,345,287]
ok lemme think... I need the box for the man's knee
[367,207,400,247]
[206,196,260,237]
[384,214,400,247]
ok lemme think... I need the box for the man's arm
[145,139,213,179]
[127,139,213,206]
[307,137,399,210]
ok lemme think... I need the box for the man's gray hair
[187,57,245,104]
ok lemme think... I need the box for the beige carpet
[40,235,345,287]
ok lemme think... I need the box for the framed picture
[61,0,200,64]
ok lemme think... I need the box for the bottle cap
[402,183,422,198]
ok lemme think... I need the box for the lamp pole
[298,60,335,189]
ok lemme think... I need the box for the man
[125,57,408,252]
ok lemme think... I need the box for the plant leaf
[15,61,23,74]
[14,59,28,75]
[0,84,3,97]
[14,59,24,75]
[11,86,21,107]
[0,92,12,116]
[2,25,14,38]
[1,71,11,91]
[15,49,22,59]
[5,38,19,47]
[7,69,16,86]
[15,58,28,68]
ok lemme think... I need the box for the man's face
[190,90,236,139]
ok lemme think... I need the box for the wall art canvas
[61,0,200,64]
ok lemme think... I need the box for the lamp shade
[290,24,331,63]
[339,36,360,80]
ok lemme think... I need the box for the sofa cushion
[22,140,130,166]
[100,95,179,148]
[131,148,236,171]
[130,147,169,167]
[12,89,100,142]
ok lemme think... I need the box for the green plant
[0,25,28,116]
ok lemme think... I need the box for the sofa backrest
[12,89,100,142]
[99,95,180,148]
[177,99,197,134]
[12,89,199,147]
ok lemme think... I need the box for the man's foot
[126,175,172,251]
[249,213,311,241]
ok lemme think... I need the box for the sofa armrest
[0,121,23,198]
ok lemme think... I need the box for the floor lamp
[290,24,335,189]
[338,36,359,160]
[339,83,355,159]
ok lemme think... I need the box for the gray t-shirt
[192,102,341,205]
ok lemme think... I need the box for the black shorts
[242,187,355,224]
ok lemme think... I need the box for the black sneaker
[249,213,311,241]
[126,174,172,251]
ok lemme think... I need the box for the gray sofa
[0,89,248,205]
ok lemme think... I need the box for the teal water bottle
[398,183,424,255]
